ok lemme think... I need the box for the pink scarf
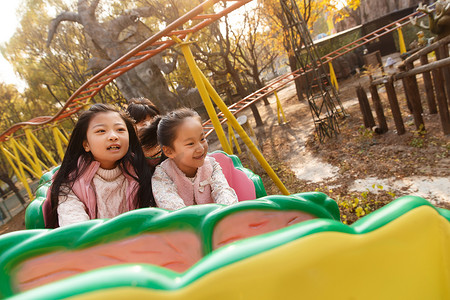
[160,156,214,206]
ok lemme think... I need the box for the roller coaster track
[321,4,435,64]
[202,3,435,136]
[0,1,434,141]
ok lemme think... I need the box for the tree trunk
[0,174,26,205]
[253,75,270,106]
[48,1,189,112]
[114,63,180,112]
[289,54,305,101]
[225,60,263,126]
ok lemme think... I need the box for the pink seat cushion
[209,153,256,201]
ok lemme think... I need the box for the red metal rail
[202,70,302,136]
[321,4,434,64]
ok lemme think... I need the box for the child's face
[83,111,129,169]
[163,117,208,177]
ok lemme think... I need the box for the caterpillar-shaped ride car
[0,152,448,299]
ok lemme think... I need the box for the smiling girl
[140,108,238,210]
[46,104,155,227]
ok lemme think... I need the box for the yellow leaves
[387,191,396,198]
[347,0,361,11]
[355,206,365,217]
[327,0,361,11]
[0,83,27,133]
[325,0,361,24]
[336,184,397,225]
[372,183,383,190]
[260,0,335,49]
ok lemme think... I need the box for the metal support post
[173,36,289,195]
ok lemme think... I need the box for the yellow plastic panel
[69,206,450,300]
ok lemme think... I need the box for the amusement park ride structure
[280,0,345,141]
[0,0,433,199]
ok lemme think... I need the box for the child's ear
[83,140,90,152]
[162,145,174,158]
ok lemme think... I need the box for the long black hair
[49,104,155,227]
[139,108,201,163]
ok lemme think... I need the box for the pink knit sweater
[159,156,214,205]
[57,166,129,226]
[152,156,238,210]
[46,158,140,227]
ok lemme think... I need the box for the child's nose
[195,143,204,152]
[108,132,119,141]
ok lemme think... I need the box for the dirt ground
[0,210,26,234]
[1,58,449,234]
[243,69,449,224]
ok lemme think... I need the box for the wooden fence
[357,35,450,136]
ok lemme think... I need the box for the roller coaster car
[11,152,449,299]
[24,151,268,229]
[1,196,449,299]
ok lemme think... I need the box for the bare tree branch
[89,0,101,14]
[152,52,179,74]
[47,12,81,46]
[192,44,228,76]
[107,7,155,34]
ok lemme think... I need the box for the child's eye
[117,128,127,132]
[95,129,105,133]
